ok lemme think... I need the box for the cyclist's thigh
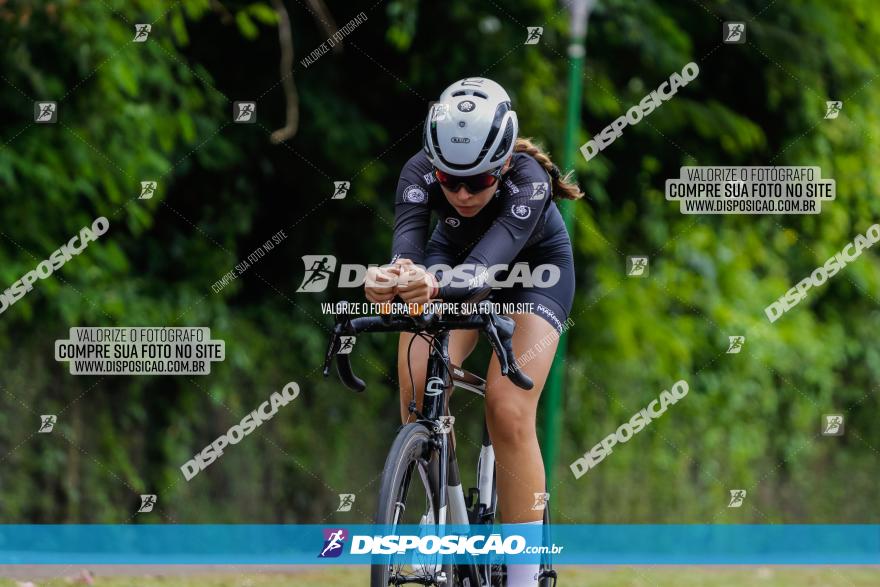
[486,312,560,398]
[484,312,560,439]
[397,329,478,423]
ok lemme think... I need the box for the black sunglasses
[434,167,503,193]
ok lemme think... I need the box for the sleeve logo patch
[404,185,427,203]
[511,204,532,220]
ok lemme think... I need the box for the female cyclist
[364,77,582,587]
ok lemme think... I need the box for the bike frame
[413,329,500,587]
[416,329,469,528]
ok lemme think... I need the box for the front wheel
[371,423,455,587]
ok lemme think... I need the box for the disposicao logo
[319,528,348,558]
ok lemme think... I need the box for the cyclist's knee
[485,395,536,447]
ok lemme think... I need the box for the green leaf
[235,11,259,40]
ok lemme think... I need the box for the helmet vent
[492,122,515,161]
[451,90,489,99]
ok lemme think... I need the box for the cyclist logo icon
[530,182,548,200]
[337,336,356,355]
[723,22,746,43]
[38,415,57,433]
[138,494,157,513]
[430,103,450,123]
[525,27,543,45]
[531,492,550,511]
[336,493,356,512]
[435,415,455,435]
[728,490,746,508]
[726,336,745,354]
[332,181,350,200]
[233,102,257,123]
[824,101,843,119]
[297,255,338,292]
[139,181,157,200]
[822,414,844,436]
[627,256,649,277]
[318,528,348,558]
[133,24,151,42]
[34,102,57,123]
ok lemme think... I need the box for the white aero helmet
[423,77,519,175]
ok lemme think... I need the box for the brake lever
[326,302,367,392]
[482,312,534,391]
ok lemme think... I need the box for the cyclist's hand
[396,263,438,304]
[364,265,398,303]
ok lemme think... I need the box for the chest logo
[511,204,532,220]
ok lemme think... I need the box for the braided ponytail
[513,137,584,201]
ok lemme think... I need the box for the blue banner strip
[0,525,877,565]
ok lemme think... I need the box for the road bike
[323,301,557,586]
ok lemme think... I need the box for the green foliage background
[0,0,877,524]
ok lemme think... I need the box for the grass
[3,567,880,586]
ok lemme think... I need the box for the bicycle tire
[371,422,456,587]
